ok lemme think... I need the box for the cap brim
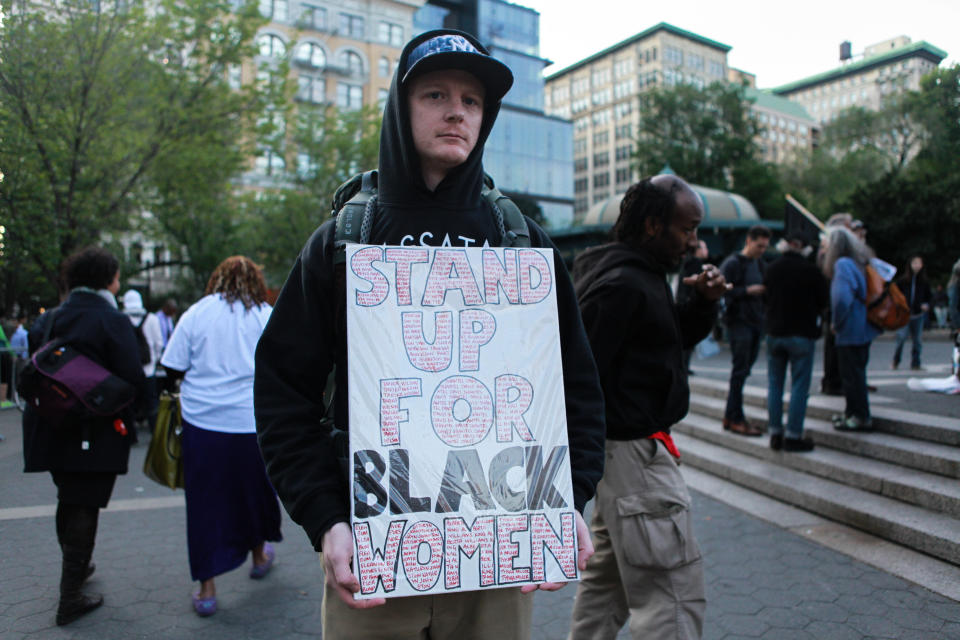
[402,51,513,103]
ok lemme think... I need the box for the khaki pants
[569,439,705,640]
[322,580,533,640]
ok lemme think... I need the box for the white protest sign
[346,244,579,599]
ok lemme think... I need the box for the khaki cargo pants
[322,581,533,640]
[569,438,705,640]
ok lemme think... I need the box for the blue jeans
[766,336,815,439]
[725,323,762,422]
[893,315,924,368]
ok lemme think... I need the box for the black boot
[55,503,103,626]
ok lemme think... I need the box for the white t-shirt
[160,294,272,433]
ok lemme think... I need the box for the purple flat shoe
[191,591,217,617]
[249,543,276,579]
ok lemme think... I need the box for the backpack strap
[482,174,530,248]
[333,170,378,266]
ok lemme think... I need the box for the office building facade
[544,23,732,218]
[771,37,947,125]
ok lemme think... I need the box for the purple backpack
[17,310,136,425]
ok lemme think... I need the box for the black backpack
[134,315,151,365]
[330,170,531,265]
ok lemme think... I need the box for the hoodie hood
[122,290,145,312]
[573,242,665,296]
[378,29,506,210]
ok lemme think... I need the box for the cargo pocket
[616,490,701,570]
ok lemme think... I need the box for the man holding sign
[255,29,605,640]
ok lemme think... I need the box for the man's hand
[746,284,766,296]
[519,510,594,593]
[320,522,386,609]
[682,264,732,302]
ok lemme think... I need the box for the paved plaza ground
[1,330,958,639]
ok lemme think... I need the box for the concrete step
[688,392,960,479]
[675,411,960,518]
[689,376,960,447]
[672,432,960,566]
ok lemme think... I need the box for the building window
[294,42,325,68]
[378,88,389,107]
[257,34,286,59]
[299,4,326,30]
[593,173,610,188]
[615,145,632,161]
[378,56,390,78]
[574,177,588,193]
[297,75,325,103]
[379,22,403,47]
[574,158,588,173]
[337,83,363,109]
[340,13,364,39]
[227,64,242,89]
[259,0,288,21]
[593,131,609,146]
[297,152,318,178]
[615,167,632,184]
[593,152,610,168]
[615,124,632,140]
[339,51,364,76]
[256,149,286,176]
[573,138,587,155]
[664,46,682,66]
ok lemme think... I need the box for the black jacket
[720,253,766,329]
[254,31,605,552]
[764,252,829,339]
[897,271,932,316]
[22,291,145,474]
[573,243,717,440]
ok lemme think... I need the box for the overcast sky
[519,0,959,88]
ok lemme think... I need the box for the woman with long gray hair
[821,227,880,431]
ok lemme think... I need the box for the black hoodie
[254,30,605,551]
[574,243,717,440]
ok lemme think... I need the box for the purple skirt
[182,420,282,581]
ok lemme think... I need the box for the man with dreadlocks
[568,175,728,640]
[161,256,282,617]
[254,29,605,640]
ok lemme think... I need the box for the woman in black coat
[22,247,145,626]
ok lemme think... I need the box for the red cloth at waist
[648,431,680,459]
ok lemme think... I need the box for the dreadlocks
[205,256,268,311]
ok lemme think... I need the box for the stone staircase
[674,376,960,566]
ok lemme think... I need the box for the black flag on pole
[784,195,824,248]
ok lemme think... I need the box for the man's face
[407,69,485,184]
[647,190,703,270]
[744,234,770,259]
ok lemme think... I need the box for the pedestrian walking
[160,256,282,617]
[719,225,771,436]
[121,290,164,431]
[568,175,727,639]
[764,234,829,452]
[21,247,146,625]
[255,29,604,640]
[891,255,931,370]
[822,227,880,431]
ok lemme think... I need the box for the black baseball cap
[402,30,513,102]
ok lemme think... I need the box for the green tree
[848,65,960,279]
[0,0,268,308]
[632,82,782,217]
[238,104,382,286]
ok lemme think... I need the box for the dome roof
[582,173,761,229]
